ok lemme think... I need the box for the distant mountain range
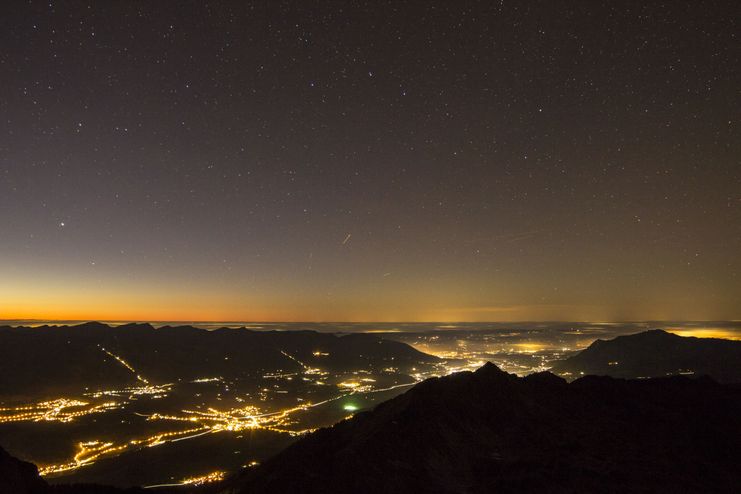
[0,322,436,397]
[227,362,741,493]
[550,329,741,383]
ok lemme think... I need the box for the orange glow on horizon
[2,276,739,324]
[665,328,741,341]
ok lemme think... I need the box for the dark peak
[476,361,502,373]
[587,329,675,348]
[641,328,673,337]
[402,362,513,407]
[115,322,154,331]
[73,321,109,330]
[524,371,567,386]
[622,329,680,341]
[474,361,513,380]
[552,327,741,384]
[589,338,606,347]
[73,322,158,332]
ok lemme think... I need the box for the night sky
[1,1,739,322]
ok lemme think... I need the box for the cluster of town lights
[0,399,118,424]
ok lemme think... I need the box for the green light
[343,404,359,412]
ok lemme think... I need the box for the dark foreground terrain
[227,363,741,494]
[4,362,741,493]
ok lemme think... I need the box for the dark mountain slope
[0,445,166,494]
[550,329,741,383]
[0,323,436,397]
[228,363,741,494]
[0,445,47,494]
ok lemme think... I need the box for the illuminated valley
[2,321,740,488]
[0,323,443,487]
[7,365,436,485]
